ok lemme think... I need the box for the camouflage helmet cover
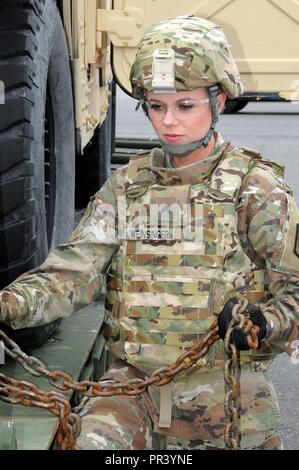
[130,15,244,100]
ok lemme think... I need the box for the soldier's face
[146,87,225,146]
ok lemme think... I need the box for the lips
[163,134,184,143]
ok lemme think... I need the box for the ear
[217,91,227,114]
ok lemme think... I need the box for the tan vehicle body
[66,0,299,151]
[111,0,299,101]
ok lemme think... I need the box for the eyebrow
[147,97,197,104]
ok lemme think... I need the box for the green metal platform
[0,299,110,450]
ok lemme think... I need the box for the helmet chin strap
[158,85,220,158]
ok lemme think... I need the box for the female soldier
[1,15,299,450]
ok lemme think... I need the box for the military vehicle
[0,0,298,450]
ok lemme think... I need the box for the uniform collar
[148,133,231,185]
[164,132,225,169]
[125,133,232,188]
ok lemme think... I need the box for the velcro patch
[294,224,299,258]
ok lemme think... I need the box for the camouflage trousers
[74,360,283,451]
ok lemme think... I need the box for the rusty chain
[0,297,259,450]
[0,323,219,395]
[223,298,260,449]
[0,373,81,450]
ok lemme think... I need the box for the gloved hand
[218,297,267,350]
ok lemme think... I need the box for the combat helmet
[130,15,244,156]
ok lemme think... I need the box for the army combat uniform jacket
[1,135,299,445]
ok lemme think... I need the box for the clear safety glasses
[145,98,210,121]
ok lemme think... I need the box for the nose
[162,107,178,126]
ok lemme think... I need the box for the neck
[170,135,216,168]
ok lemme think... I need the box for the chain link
[222,297,260,449]
[0,329,50,376]
[224,326,241,448]
[0,373,80,450]
[0,323,220,396]
[0,299,260,450]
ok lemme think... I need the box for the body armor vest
[105,144,280,377]
[104,144,284,439]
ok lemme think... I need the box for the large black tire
[0,0,75,288]
[223,99,248,114]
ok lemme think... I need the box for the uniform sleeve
[0,175,121,329]
[238,165,299,356]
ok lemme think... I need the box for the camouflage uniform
[1,16,299,450]
[1,136,298,449]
